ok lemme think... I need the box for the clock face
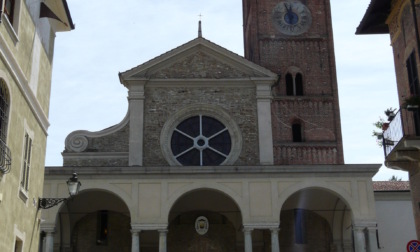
[272,1,312,35]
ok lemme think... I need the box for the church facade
[41,1,380,251]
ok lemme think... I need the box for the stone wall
[143,86,259,166]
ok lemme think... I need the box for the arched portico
[40,189,131,252]
[167,188,243,251]
[279,186,377,252]
[164,183,247,222]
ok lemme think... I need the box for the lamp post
[38,173,81,209]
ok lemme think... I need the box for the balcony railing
[382,107,420,158]
[0,138,11,174]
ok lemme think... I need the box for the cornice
[44,164,381,178]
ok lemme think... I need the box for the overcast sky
[46,0,406,180]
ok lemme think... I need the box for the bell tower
[243,0,344,164]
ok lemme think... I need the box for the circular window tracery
[171,115,232,166]
[160,104,242,166]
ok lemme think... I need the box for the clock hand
[284,3,291,13]
[284,3,294,23]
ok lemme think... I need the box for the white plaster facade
[375,190,416,251]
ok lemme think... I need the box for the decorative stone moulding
[65,112,130,153]
[195,216,209,235]
[65,135,88,152]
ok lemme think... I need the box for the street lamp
[38,173,81,209]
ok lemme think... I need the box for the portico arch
[167,188,243,251]
[279,187,354,252]
[164,183,247,222]
[278,181,358,219]
[48,189,131,252]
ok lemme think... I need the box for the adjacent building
[0,1,73,251]
[373,181,416,251]
[357,0,420,240]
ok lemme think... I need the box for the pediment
[120,37,277,82]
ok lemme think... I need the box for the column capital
[130,229,141,234]
[353,221,377,230]
[270,227,280,233]
[131,223,168,231]
[158,229,168,234]
[242,227,254,233]
[243,223,279,230]
[41,223,55,233]
[41,227,56,233]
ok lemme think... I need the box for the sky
[46,0,407,181]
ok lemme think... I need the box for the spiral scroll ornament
[65,135,88,152]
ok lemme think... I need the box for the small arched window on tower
[286,72,304,96]
[0,79,11,174]
[292,122,303,142]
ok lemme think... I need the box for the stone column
[131,230,141,252]
[45,231,54,252]
[270,228,280,252]
[42,236,46,252]
[255,81,274,165]
[342,241,353,252]
[127,81,146,166]
[353,226,366,252]
[243,227,253,252]
[331,240,344,252]
[365,226,378,252]
[158,229,168,252]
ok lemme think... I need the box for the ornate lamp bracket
[38,173,81,210]
[38,198,67,209]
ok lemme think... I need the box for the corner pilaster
[254,79,274,165]
[126,80,146,166]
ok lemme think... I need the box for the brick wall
[243,0,343,165]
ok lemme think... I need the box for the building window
[0,79,11,174]
[2,0,21,43]
[406,51,420,135]
[286,72,303,96]
[292,123,303,142]
[0,80,9,142]
[407,51,420,95]
[96,210,108,245]
[14,237,23,252]
[286,73,294,95]
[20,133,32,191]
[4,0,15,24]
[171,115,231,166]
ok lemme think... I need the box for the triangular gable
[119,37,277,83]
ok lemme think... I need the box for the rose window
[170,115,232,166]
